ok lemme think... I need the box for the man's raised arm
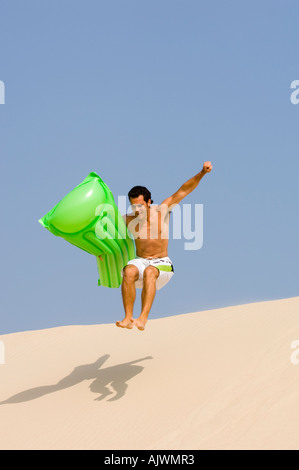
[161,161,212,209]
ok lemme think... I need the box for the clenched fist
[202,161,213,174]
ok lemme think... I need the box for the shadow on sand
[0,355,153,404]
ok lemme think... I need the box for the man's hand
[202,161,213,174]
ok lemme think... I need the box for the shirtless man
[116,161,213,330]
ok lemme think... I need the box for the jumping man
[116,161,213,331]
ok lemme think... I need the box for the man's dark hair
[128,186,153,204]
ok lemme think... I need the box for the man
[116,161,213,331]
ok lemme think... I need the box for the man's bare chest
[127,210,169,240]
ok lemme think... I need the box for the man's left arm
[161,161,212,209]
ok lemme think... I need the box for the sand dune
[1,296,299,450]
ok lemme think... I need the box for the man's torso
[125,205,170,259]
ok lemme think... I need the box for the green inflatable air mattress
[39,172,135,288]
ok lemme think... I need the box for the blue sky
[0,0,298,334]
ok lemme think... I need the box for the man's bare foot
[116,318,134,329]
[130,315,147,331]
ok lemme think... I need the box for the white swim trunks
[121,256,174,290]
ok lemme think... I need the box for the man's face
[129,195,151,219]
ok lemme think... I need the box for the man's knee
[123,264,139,282]
[143,266,159,283]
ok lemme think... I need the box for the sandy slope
[0,296,299,450]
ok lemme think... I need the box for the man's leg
[116,265,139,329]
[131,266,159,330]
